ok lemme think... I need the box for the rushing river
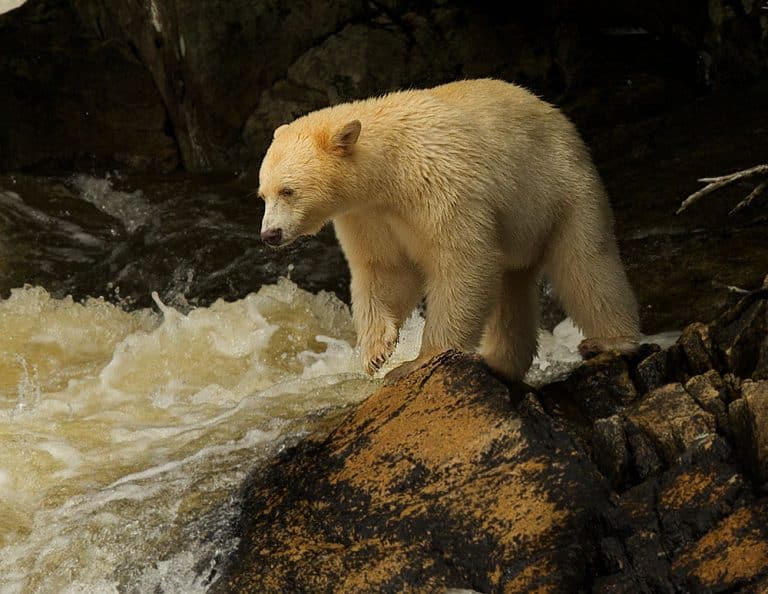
[0,173,673,593]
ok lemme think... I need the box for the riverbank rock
[220,351,611,593]
[219,285,768,592]
[0,0,178,173]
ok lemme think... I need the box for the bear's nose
[261,228,283,246]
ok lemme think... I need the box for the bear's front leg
[350,260,423,375]
[384,249,498,384]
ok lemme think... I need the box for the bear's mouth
[262,232,301,249]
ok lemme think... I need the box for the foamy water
[0,280,375,593]
[70,174,154,234]
[0,274,625,592]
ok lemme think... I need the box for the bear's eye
[278,187,294,198]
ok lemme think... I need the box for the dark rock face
[0,0,178,172]
[220,285,768,592]
[2,0,766,172]
[730,380,768,485]
[74,0,369,171]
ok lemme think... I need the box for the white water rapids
[0,275,612,592]
[0,280,377,593]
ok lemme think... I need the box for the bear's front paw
[360,323,399,375]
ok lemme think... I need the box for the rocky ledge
[218,283,768,593]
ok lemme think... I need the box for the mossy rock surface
[219,287,768,593]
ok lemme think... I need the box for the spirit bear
[258,79,640,382]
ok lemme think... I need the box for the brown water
[0,173,371,592]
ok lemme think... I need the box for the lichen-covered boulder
[218,352,610,593]
[219,285,768,593]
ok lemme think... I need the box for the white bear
[258,79,640,382]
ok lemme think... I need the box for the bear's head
[257,117,361,247]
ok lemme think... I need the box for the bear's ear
[273,124,288,139]
[328,120,361,156]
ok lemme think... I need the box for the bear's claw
[360,325,398,375]
[368,352,388,372]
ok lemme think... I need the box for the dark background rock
[0,0,179,172]
[2,0,767,173]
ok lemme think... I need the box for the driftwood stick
[676,163,768,215]
[730,181,767,215]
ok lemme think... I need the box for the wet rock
[624,383,717,467]
[671,503,768,593]
[598,536,629,575]
[600,432,755,593]
[678,322,719,376]
[538,353,638,425]
[684,370,730,430]
[754,281,768,381]
[656,435,744,552]
[221,287,768,592]
[728,380,768,485]
[755,336,768,381]
[217,352,611,593]
[624,423,664,481]
[712,289,768,379]
[633,344,683,394]
[593,415,630,490]
[614,486,675,594]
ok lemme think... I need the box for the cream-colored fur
[258,79,640,381]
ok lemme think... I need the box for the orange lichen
[659,469,727,511]
[503,558,559,594]
[330,370,513,497]
[453,460,569,549]
[673,506,768,586]
[338,543,437,592]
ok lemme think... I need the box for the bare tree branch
[730,181,767,215]
[676,163,768,215]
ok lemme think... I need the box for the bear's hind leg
[543,215,640,357]
[479,268,540,381]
